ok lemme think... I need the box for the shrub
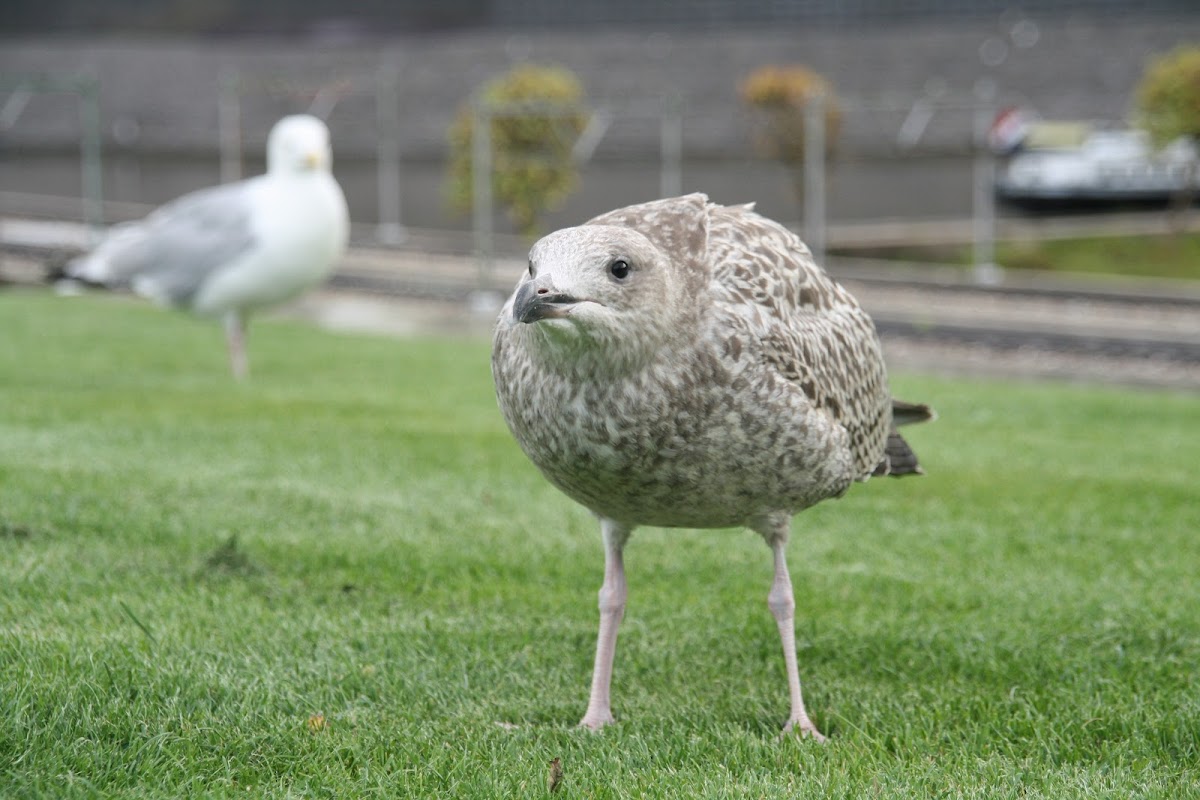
[447,65,590,239]
[740,65,841,166]
[1136,46,1200,147]
[1135,46,1200,222]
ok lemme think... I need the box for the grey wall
[3,15,1199,160]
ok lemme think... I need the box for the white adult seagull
[64,114,348,379]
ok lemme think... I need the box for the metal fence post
[660,95,683,198]
[77,74,104,236]
[803,91,827,265]
[471,99,493,279]
[218,69,242,183]
[972,98,1000,284]
[375,56,406,244]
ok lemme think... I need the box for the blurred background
[3,0,1199,384]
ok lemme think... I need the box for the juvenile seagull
[63,114,348,379]
[492,194,932,739]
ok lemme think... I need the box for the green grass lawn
[2,291,1198,798]
[994,230,1200,281]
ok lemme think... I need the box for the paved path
[4,216,1198,389]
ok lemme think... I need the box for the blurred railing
[2,66,1015,283]
[0,72,103,235]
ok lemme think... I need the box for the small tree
[1136,46,1200,220]
[447,65,589,239]
[740,65,841,211]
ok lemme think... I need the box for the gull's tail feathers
[871,398,935,478]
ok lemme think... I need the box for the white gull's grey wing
[70,180,259,308]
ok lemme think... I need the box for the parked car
[994,120,1199,208]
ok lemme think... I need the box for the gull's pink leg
[224,311,248,380]
[579,518,631,730]
[759,516,826,741]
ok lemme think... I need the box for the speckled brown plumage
[491,193,932,737]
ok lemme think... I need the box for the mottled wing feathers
[577,195,897,480]
[704,202,893,479]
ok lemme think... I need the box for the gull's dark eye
[528,259,534,277]
[609,259,630,280]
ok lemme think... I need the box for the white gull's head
[267,114,334,175]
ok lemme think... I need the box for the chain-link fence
[459,90,1004,279]
[0,65,1007,279]
[0,73,103,232]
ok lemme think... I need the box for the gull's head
[506,224,696,369]
[267,114,334,175]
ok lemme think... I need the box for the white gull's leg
[224,311,248,380]
[579,518,632,730]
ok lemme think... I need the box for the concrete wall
[3,15,1199,160]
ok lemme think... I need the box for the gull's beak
[513,277,578,324]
